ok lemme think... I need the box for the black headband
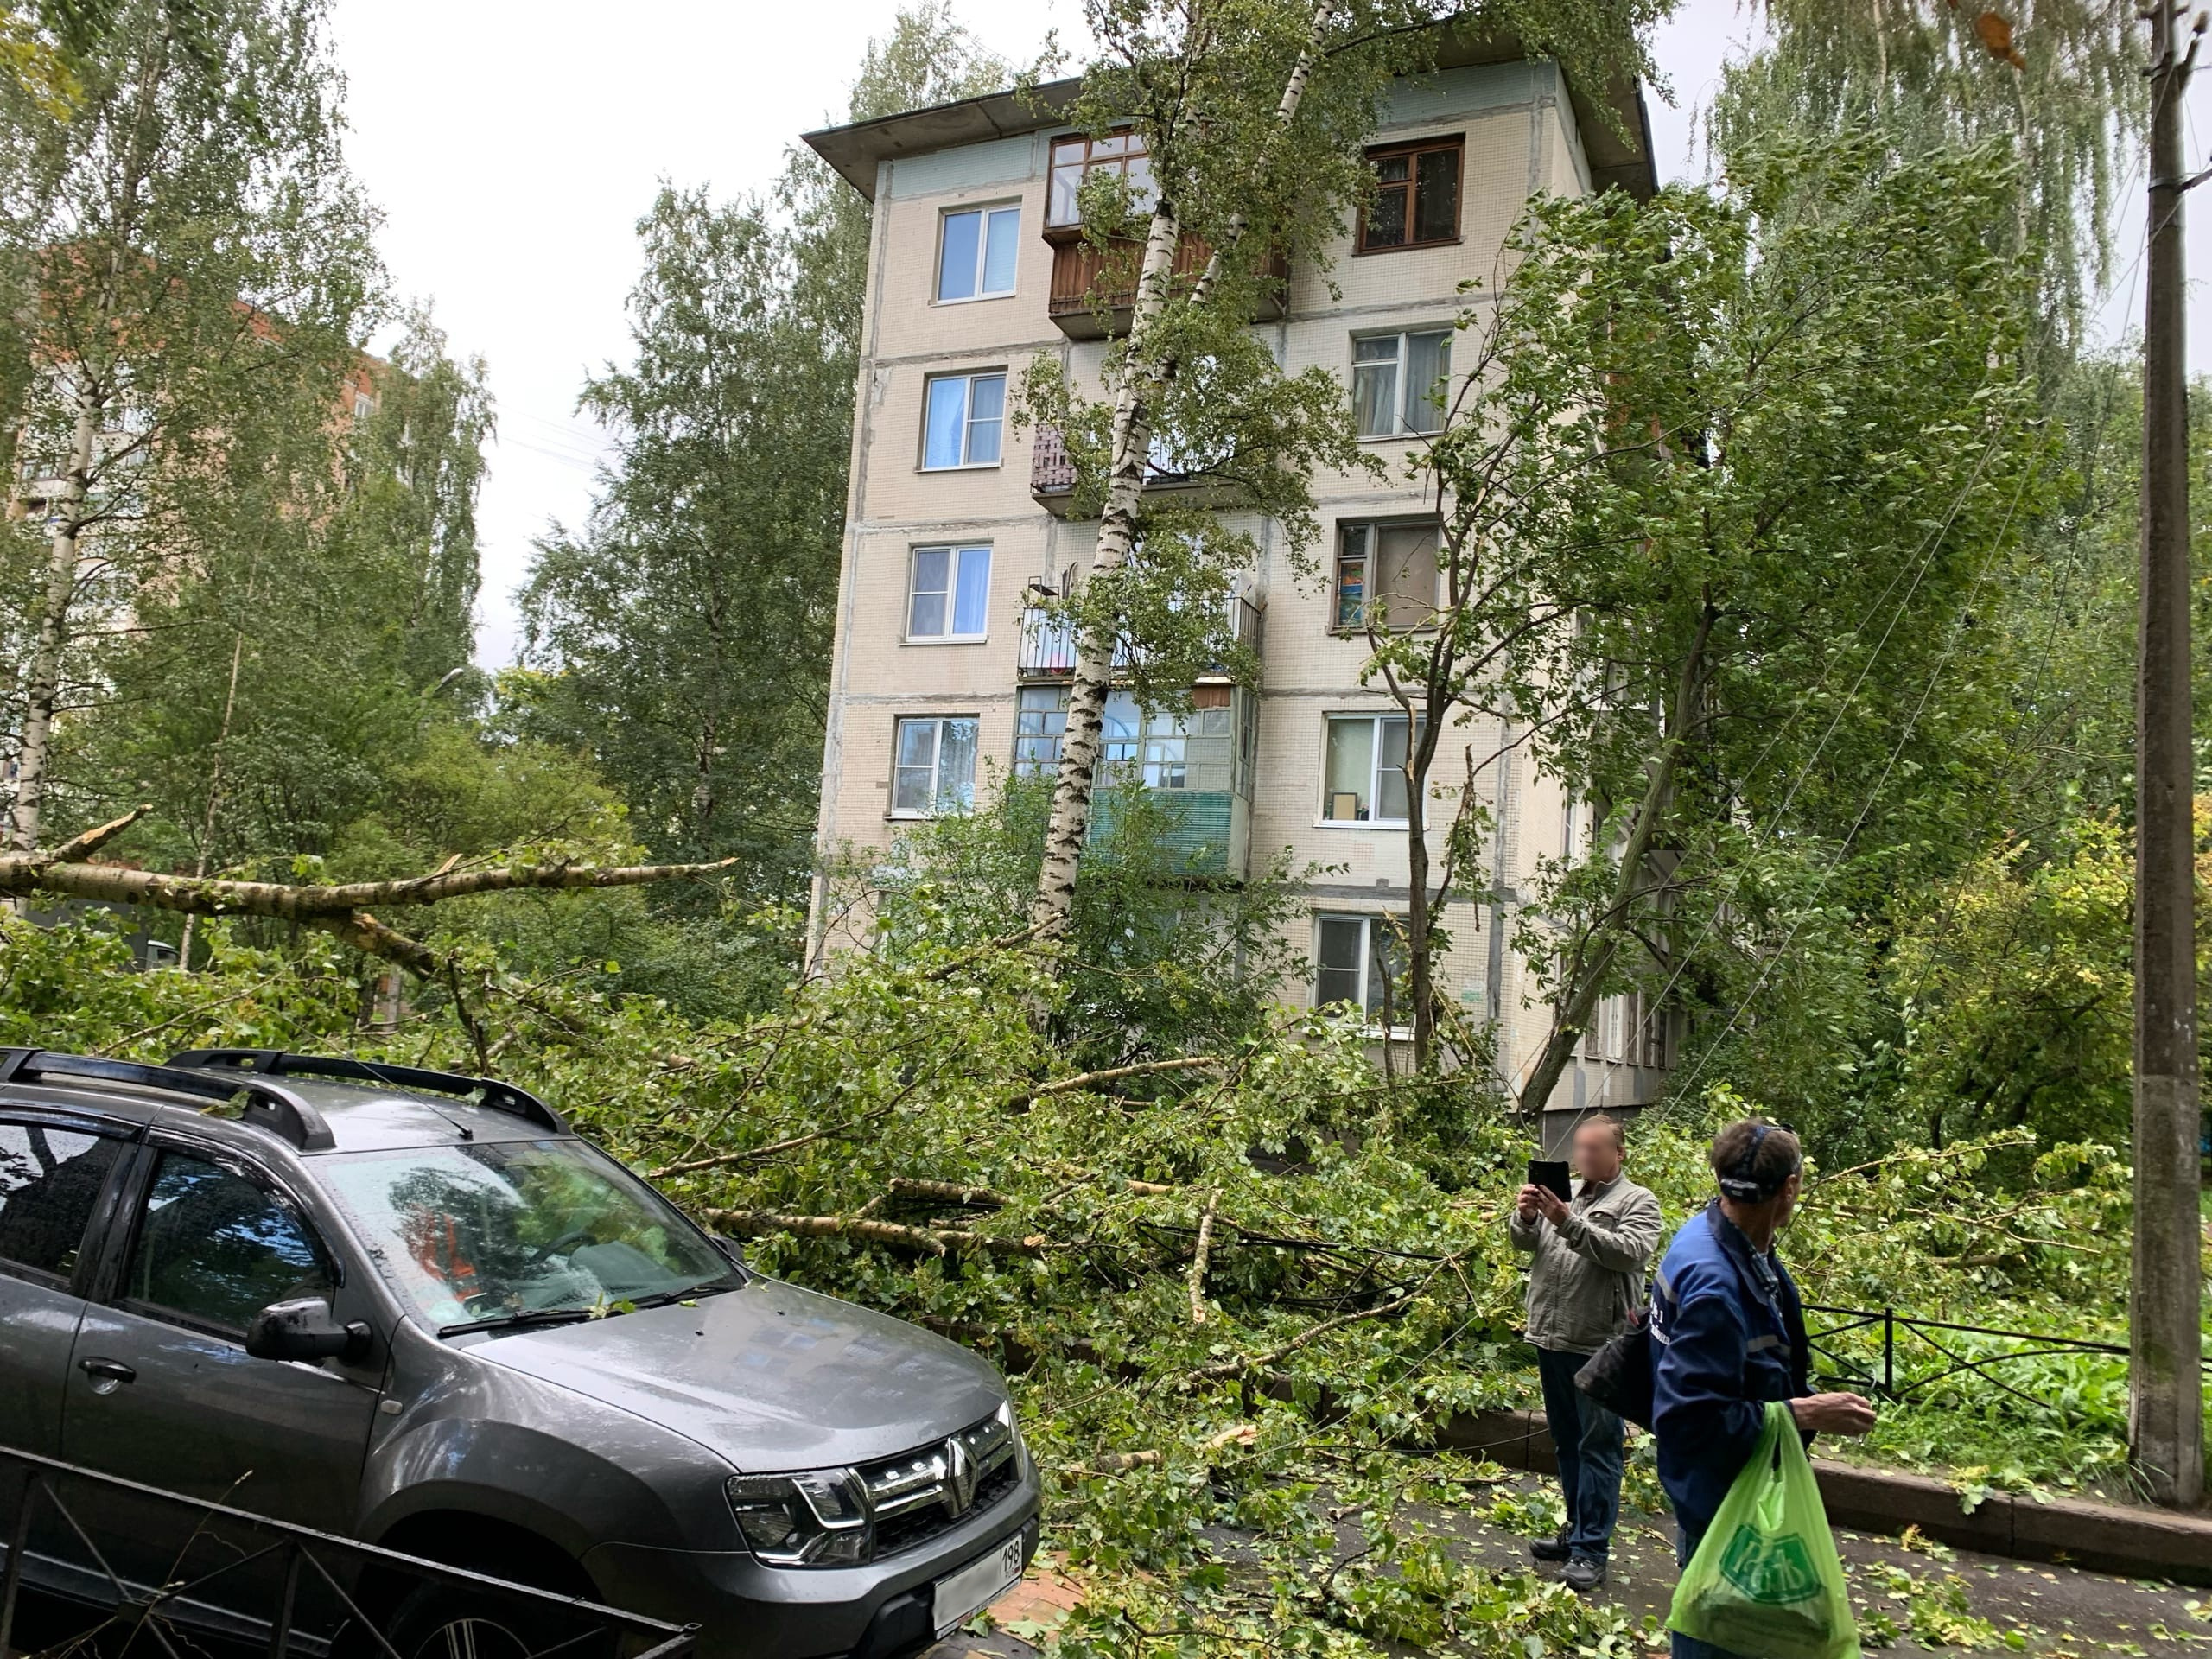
[1718,1122,1801,1202]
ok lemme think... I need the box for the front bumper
[582,1461,1042,1659]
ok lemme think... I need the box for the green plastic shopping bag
[1668,1400,1861,1659]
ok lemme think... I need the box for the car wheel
[385,1585,564,1659]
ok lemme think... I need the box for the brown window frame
[1355,134,1464,255]
[1046,129,1154,232]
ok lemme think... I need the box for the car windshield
[320,1138,737,1331]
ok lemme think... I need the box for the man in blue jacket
[1650,1120,1877,1659]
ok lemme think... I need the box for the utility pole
[2132,0,2205,1512]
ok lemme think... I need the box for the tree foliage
[1714,0,2147,359]
[1395,134,2050,1110]
[0,0,378,852]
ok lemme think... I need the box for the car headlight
[995,1398,1026,1471]
[724,1469,869,1566]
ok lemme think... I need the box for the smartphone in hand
[1528,1159,1572,1202]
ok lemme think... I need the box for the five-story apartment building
[804,36,1666,1127]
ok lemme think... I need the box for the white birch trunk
[1029,0,1335,938]
[7,395,99,855]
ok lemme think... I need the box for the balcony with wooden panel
[1045,233,1288,340]
[1042,130,1287,340]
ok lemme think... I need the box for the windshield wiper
[623,1281,742,1313]
[439,1306,600,1338]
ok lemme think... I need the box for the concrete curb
[1436,1408,2212,1585]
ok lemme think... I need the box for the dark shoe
[1561,1556,1607,1593]
[1529,1530,1572,1564]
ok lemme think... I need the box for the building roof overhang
[800,23,1657,204]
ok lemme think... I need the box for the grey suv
[0,1047,1039,1658]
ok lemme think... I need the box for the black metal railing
[0,1444,695,1659]
[1801,1304,2196,1419]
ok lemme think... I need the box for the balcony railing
[1017,593,1262,677]
[1046,233,1288,340]
[1030,425,1249,519]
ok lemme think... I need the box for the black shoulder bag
[1573,1294,1656,1430]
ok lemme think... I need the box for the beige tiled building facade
[803,40,1669,1123]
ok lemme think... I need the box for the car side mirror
[712,1233,750,1274]
[246,1296,372,1365]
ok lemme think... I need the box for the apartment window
[1357,136,1462,251]
[938,206,1020,302]
[891,716,978,817]
[921,372,1006,469]
[1322,713,1416,823]
[1047,130,1154,228]
[1334,521,1440,629]
[1353,329,1452,437]
[352,391,374,422]
[908,544,991,639]
[1314,914,1408,1023]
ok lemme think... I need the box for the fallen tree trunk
[707,1207,1056,1260]
[0,805,741,973]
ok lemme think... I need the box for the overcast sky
[325,1,2212,666]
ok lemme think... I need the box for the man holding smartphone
[1509,1112,1664,1592]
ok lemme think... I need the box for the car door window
[0,1120,126,1284]
[124,1151,331,1334]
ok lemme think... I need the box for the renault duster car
[0,1046,1039,1658]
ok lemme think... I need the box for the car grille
[857,1409,1022,1559]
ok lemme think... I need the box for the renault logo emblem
[944,1438,977,1514]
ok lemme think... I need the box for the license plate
[931,1530,1027,1635]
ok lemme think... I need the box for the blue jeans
[1670,1515,1750,1659]
[1534,1345,1624,1563]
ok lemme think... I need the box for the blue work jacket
[1648,1198,1812,1530]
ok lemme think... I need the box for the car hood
[463,1276,1007,1471]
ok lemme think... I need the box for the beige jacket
[1507,1173,1664,1355]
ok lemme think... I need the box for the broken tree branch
[1190,1188,1220,1327]
[0,842,743,976]
[705,1207,1055,1260]
[1010,1055,1218,1105]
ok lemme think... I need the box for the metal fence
[1801,1304,2183,1417]
[0,1445,695,1659]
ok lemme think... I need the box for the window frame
[918,371,1008,471]
[906,543,994,643]
[111,1137,339,1342]
[1332,518,1441,632]
[1046,129,1154,232]
[1354,134,1465,254]
[1319,711,1421,827]
[934,203,1022,303]
[1351,327,1454,441]
[1312,912,1412,1032]
[0,1109,136,1294]
[889,715,982,820]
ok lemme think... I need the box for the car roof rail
[162,1049,567,1135]
[0,1047,337,1152]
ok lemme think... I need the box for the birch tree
[1025,0,1669,940]
[0,0,376,854]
